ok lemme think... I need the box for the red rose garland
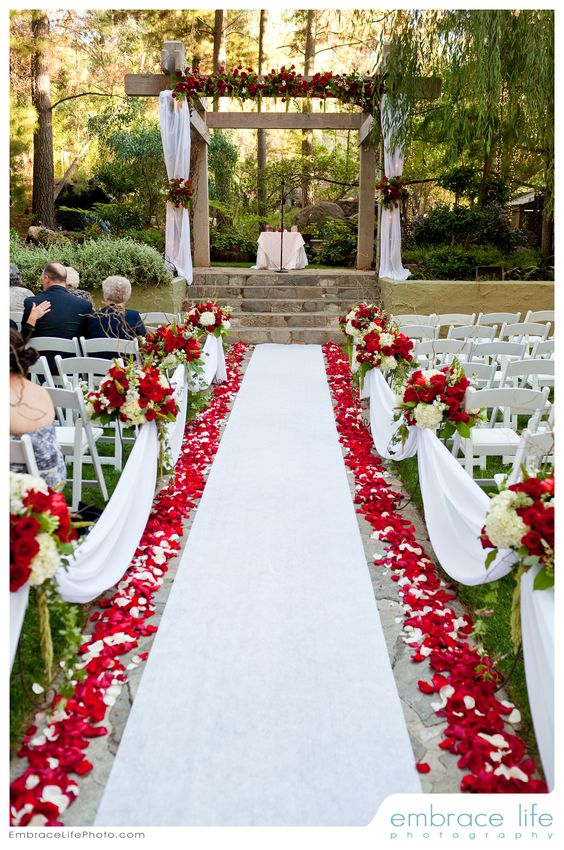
[323,342,547,793]
[10,344,251,826]
[161,178,194,209]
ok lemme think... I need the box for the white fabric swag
[364,365,553,787]
[378,95,411,282]
[192,334,227,390]
[159,91,193,282]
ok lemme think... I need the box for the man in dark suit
[22,262,94,367]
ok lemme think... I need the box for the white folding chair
[45,386,109,511]
[397,323,439,341]
[140,311,178,329]
[10,310,24,329]
[476,311,520,326]
[447,324,497,342]
[55,355,126,470]
[493,428,555,489]
[499,358,555,392]
[435,312,476,329]
[80,336,140,361]
[531,338,555,359]
[9,434,40,477]
[414,339,467,368]
[27,355,56,388]
[454,386,549,484]
[392,313,438,326]
[499,321,550,348]
[525,309,554,324]
[458,360,497,389]
[28,336,81,357]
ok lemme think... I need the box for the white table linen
[253,232,308,270]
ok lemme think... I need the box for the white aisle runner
[95,344,420,826]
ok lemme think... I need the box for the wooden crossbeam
[189,109,210,143]
[206,112,363,130]
[358,115,373,145]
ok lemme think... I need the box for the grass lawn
[392,452,538,760]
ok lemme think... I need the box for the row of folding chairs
[396,320,552,349]
[391,309,554,329]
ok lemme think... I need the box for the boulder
[336,198,359,218]
[293,201,345,232]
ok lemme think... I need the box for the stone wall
[380,278,554,317]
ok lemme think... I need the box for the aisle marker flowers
[323,342,546,793]
[10,344,250,826]
[10,474,78,678]
[355,324,415,383]
[183,301,232,338]
[141,320,204,375]
[394,359,483,443]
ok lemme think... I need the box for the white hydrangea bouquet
[182,301,232,338]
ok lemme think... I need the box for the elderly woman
[65,265,93,304]
[10,329,67,489]
[10,264,34,310]
[85,275,146,352]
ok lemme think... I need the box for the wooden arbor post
[357,112,377,270]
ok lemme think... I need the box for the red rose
[12,515,41,539]
[23,489,51,513]
[521,530,545,556]
[10,559,33,592]
[11,534,40,573]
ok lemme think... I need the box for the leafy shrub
[123,228,165,252]
[9,233,172,291]
[316,219,358,266]
[402,245,547,280]
[92,202,146,233]
[407,203,514,251]
[210,230,256,256]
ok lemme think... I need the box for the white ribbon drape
[379,95,410,282]
[159,91,193,283]
[365,365,554,787]
[190,335,227,389]
[10,585,30,670]
[521,565,554,790]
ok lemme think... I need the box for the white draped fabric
[253,232,308,270]
[379,95,410,282]
[159,91,193,282]
[10,586,30,669]
[365,368,514,584]
[166,365,189,465]
[521,565,554,789]
[191,334,227,389]
[56,422,159,604]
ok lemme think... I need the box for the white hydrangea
[120,387,146,426]
[346,308,357,322]
[380,355,397,370]
[160,353,181,370]
[10,472,48,515]
[29,533,60,586]
[485,491,528,549]
[420,369,444,380]
[199,311,216,327]
[414,402,444,429]
[222,319,231,329]
[345,319,362,337]
[378,332,395,348]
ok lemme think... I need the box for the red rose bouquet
[161,178,194,209]
[183,301,232,337]
[85,361,179,428]
[395,359,483,443]
[376,176,411,210]
[355,325,415,381]
[141,321,204,375]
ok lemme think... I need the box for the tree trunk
[477,144,495,208]
[213,10,227,112]
[541,201,553,260]
[257,10,268,229]
[301,10,316,208]
[31,11,55,228]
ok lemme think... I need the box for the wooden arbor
[125,42,440,271]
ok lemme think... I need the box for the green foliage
[437,167,511,205]
[208,131,239,206]
[210,230,256,257]
[316,219,357,266]
[10,232,172,290]
[92,202,145,233]
[407,203,514,250]
[402,244,546,280]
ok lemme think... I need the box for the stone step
[233,312,339,329]
[233,299,343,314]
[187,284,381,301]
[193,268,377,289]
[228,327,343,345]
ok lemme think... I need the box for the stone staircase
[187,268,381,344]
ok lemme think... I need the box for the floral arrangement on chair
[481,470,554,650]
[10,473,78,677]
[183,302,232,338]
[161,178,194,209]
[339,303,387,340]
[394,359,483,443]
[376,176,411,210]
[355,325,415,382]
[141,321,204,375]
[85,361,179,427]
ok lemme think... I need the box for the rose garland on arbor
[376,176,411,210]
[161,178,194,210]
[172,64,383,107]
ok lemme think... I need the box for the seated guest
[65,265,93,304]
[10,329,67,490]
[85,276,146,355]
[19,301,52,341]
[10,264,34,310]
[21,262,93,368]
